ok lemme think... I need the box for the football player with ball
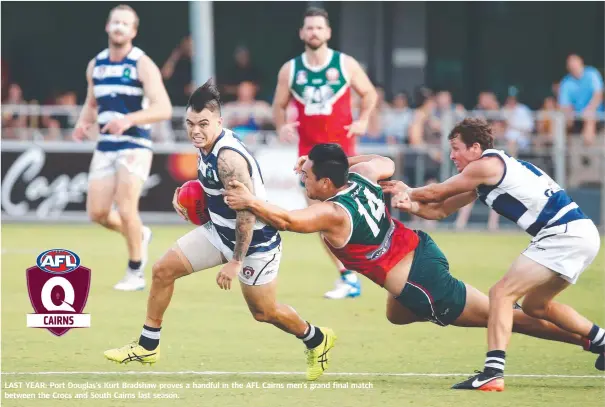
[104,81,336,382]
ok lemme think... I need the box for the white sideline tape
[1,371,603,379]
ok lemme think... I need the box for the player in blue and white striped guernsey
[104,81,336,382]
[387,118,603,391]
[72,5,172,291]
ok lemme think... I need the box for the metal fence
[2,104,604,229]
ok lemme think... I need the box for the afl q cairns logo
[26,249,91,336]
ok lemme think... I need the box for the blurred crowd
[3,39,604,152]
[2,43,603,232]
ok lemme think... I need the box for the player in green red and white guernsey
[273,7,378,300]
[223,143,602,387]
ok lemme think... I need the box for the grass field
[1,224,604,407]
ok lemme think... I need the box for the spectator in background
[551,81,560,101]
[558,54,604,145]
[432,90,466,135]
[161,36,193,106]
[456,90,501,231]
[475,91,505,141]
[435,90,466,117]
[42,90,78,140]
[221,46,263,102]
[535,95,558,147]
[408,86,439,147]
[1,59,10,101]
[360,85,391,144]
[222,80,272,141]
[1,83,28,139]
[381,90,412,143]
[407,87,441,229]
[502,90,534,156]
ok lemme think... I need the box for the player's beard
[108,24,132,49]
[109,38,129,48]
[304,38,325,51]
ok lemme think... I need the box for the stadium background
[1,2,604,407]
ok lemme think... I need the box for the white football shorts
[89,148,153,182]
[523,218,601,284]
[176,222,281,286]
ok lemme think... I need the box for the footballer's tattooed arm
[217,149,255,262]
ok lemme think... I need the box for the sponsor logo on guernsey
[204,164,220,188]
[296,70,308,85]
[326,67,341,85]
[121,67,132,82]
[366,220,396,261]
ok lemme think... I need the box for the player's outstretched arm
[348,155,395,183]
[72,59,98,141]
[407,157,502,203]
[127,55,173,126]
[223,180,345,235]
[393,191,478,220]
[295,155,394,184]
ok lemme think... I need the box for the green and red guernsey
[288,49,355,157]
[324,172,420,286]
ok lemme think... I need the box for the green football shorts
[394,230,467,326]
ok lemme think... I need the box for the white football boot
[113,226,152,292]
[324,271,361,299]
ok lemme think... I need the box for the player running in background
[223,143,602,384]
[383,118,603,390]
[273,7,378,300]
[104,82,336,381]
[72,5,172,291]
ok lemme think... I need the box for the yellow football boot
[305,327,337,381]
[104,340,159,365]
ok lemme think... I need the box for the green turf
[2,224,604,406]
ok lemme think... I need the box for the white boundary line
[1,371,603,379]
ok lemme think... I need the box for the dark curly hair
[448,118,494,151]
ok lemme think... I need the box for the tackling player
[72,5,172,291]
[223,143,602,388]
[104,82,336,381]
[383,117,603,390]
[273,7,378,300]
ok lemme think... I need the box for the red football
[177,180,210,225]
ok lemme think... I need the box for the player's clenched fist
[223,180,254,210]
[379,180,417,211]
[344,119,368,139]
[391,192,418,212]
[379,180,410,196]
[72,123,92,141]
[171,187,189,221]
[294,155,308,174]
[278,121,300,143]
